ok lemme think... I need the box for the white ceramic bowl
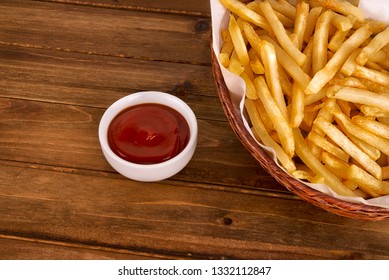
[99,91,198,182]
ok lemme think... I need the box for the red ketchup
[108,103,190,164]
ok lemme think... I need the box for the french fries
[218,0,389,199]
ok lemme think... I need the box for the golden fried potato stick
[254,76,295,157]
[360,105,389,118]
[331,12,353,32]
[258,0,306,66]
[312,10,333,75]
[292,0,310,50]
[304,6,322,44]
[290,82,305,128]
[260,40,288,119]
[293,128,356,197]
[328,86,389,112]
[220,0,270,31]
[352,115,389,140]
[305,23,372,95]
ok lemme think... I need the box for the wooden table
[1,0,389,260]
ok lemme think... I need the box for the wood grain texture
[0,236,157,260]
[34,0,211,16]
[0,45,219,113]
[1,160,389,260]
[0,0,211,64]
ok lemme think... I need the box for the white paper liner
[210,0,389,208]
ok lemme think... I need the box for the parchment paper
[210,0,389,208]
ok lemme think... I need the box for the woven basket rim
[211,45,389,220]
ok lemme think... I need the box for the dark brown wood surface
[1,0,389,260]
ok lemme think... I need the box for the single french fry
[245,98,296,172]
[380,181,389,195]
[359,77,389,93]
[304,6,322,43]
[312,10,333,75]
[302,37,314,74]
[254,99,275,132]
[360,105,389,118]
[290,82,305,128]
[328,86,389,112]
[331,12,353,32]
[278,64,294,97]
[260,40,288,119]
[292,0,309,50]
[258,0,306,66]
[353,64,389,88]
[292,169,314,181]
[343,179,359,191]
[382,165,389,180]
[328,76,367,89]
[352,115,389,140]
[305,23,372,95]
[340,49,360,76]
[254,76,295,157]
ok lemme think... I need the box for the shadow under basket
[211,48,389,221]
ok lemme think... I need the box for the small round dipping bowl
[99,91,198,182]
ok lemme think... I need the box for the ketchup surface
[108,103,190,164]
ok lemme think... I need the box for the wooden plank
[0,97,283,191]
[1,161,389,259]
[36,0,211,17]
[0,0,211,64]
[0,45,221,118]
[0,235,158,260]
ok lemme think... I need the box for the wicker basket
[211,47,389,220]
